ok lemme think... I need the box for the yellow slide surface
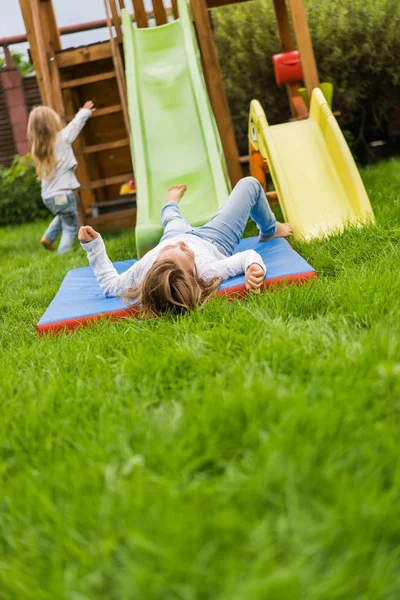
[250,88,375,241]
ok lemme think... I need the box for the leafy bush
[0,156,46,226]
[212,0,400,157]
[0,51,34,76]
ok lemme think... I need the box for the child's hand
[78,226,99,243]
[245,263,265,291]
[82,101,96,114]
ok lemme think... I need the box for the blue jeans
[42,192,78,254]
[160,177,277,256]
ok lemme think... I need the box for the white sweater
[82,233,266,297]
[41,108,92,199]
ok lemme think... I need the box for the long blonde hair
[125,260,221,315]
[27,106,62,180]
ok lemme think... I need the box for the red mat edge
[36,270,317,336]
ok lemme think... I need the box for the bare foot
[41,236,55,251]
[166,184,187,204]
[260,222,293,241]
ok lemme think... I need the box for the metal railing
[0,9,173,68]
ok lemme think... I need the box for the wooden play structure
[272,0,320,118]
[18,0,322,230]
[247,3,374,242]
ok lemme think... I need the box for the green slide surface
[122,0,230,257]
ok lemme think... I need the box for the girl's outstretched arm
[201,249,266,282]
[62,101,95,144]
[79,226,144,298]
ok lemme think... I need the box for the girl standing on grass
[79,177,293,315]
[27,101,95,254]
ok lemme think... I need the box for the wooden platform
[19,0,245,231]
[87,207,136,231]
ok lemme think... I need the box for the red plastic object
[273,51,303,85]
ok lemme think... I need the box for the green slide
[121,0,230,257]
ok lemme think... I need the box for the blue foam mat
[37,237,316,329]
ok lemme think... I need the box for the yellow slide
[249,88,375,241]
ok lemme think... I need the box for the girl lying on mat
[79,177,293,315]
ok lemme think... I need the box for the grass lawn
[1,159,400,599]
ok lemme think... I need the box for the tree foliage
[212,0,400,155]
[0,51,34,77]
[0,156,45,226]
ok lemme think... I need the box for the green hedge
[0,156,45,226]
[213,0,400,156]
[0,51,34,76]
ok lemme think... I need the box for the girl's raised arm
[201,250,266,282]
[62,101,95,144]
[80,228,144,298]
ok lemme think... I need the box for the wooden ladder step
[81,173,133,190]
[56,42,112,68]
[90,197,136,218]
[92,104,122,118]
[87,208,136,229]
[61,71,116,89]
[79,138,130,154]
[67,104,123,122]
[90,197,136,210]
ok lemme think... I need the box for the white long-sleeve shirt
[41,108,92,199]
[82,233,266,297]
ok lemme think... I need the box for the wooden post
[131,0,149,28]
[19,0,45,103]
[49,56,65,120]
[272,0,301,118]
[152,0,168,25]
[63,88,97,220]
[273,0,294,51]
[171,0,179,20]
[30,0,53,107]
[104,0,131,140]
[20,0,61,108]
[107,0,123,43]
[287,0,319,98]
[190,0,242,186]
[38,0,61,54]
